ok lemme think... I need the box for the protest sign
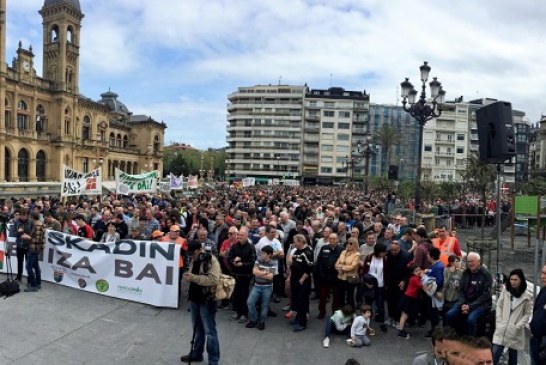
[115,169,158,195]
[61,165,102,197]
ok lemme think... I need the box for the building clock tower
[39,0,84,94]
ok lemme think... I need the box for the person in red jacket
[75,214,94,239]
[398,264,424,340]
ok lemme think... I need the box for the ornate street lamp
[400,61,446,214]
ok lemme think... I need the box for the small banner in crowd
[242,177,256,187]
[188,175,198,189]
[169,173,184,190]
[41,230,180,307]
[115,168,159,195]
[61,165,102,197]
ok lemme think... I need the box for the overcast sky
[6,0,546,149]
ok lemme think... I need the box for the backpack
[0,254,20,299]
[215,274,236,300]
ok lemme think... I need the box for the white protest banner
[61,165,102,197]
[41,230,180,307]
[242,177,255,187]
[115,168,158,195]
[169,173,184,190]
[188,175,198,189]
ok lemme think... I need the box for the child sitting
[346,304,372,347]
[322,305,355,348]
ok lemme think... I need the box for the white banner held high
[115,168,158,195]
[41,230,180,307]
[61,165,102,197]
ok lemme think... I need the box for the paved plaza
[0,275,432,365]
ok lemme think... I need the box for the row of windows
[425,145,464,153]
[322,133,350,141]
[4,148,47,182]
[322,122,351,129]
[323,110,351,118]
[321,144,350,153]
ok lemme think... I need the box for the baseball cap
[151,230,164,239]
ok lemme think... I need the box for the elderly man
[316,233,343,319]
[530,264,546,365]
[445,252,493,336]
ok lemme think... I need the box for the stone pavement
[0,276,432,365]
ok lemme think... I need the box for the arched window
[64,107,71,134]
[4,148,11,182]
[51,25,59,42]
[18,149,29,182]
[67,26,74,43]
[153,134,160,153]
[123,135,128,148]
[17,100,28,130]
[36,104,46,133]
[116,134,122,148]
[36,150,46,181]
[82,115,91,140]
[5,98,11,129]
[109,132,115,147]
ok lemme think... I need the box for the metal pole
[496,164,501,278]
[414,121,425,215]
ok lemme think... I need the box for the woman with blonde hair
[335,237,361,309]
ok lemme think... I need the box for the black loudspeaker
[476,101,516,164]
[388,165,399,180]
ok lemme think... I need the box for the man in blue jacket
[530,264,546,365]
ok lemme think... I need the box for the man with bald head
[445,252,492,336]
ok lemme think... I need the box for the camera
[198,248,212,263]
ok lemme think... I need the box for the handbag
[347,273,361,285]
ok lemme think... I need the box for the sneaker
[238,315,248,323]
[397,330,410,340]
[180,354,203,363]
[385,318,393,327]
[257,321,265,330]
[345,339,356,347]
[245,321,257,329]
[282,304,291,311]
[293,324,306,332]
[230,313,241,321]
[393,321,400,330]
[322,337,330,348]
[284,311,295,319]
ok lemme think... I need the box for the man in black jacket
[530,264,546,365]
[227,226,256,323]
[385,240,411,327]
[316,233,343,319]
[12,209,34,282]
[288,234,314,332]
[445,252,492,336]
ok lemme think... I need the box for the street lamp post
[400,61,446,215]
[362,137,379,196]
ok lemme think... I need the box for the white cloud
[5,0,546,149]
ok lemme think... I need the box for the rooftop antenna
[278,76,282,85]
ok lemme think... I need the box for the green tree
[459,153,496,239]
[522,176,546,195]
[372,123,402,177]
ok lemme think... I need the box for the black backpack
[0,255,20,298]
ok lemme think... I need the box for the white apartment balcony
[435,139,455,145]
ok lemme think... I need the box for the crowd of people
[0,184,545,365]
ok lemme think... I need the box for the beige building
[0,0,165,183]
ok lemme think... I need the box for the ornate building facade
[0,0,165,182]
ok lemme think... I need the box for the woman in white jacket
[492,268,533,365]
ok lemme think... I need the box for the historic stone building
[0,0,165,183]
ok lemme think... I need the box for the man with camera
[530,264,546,365]
[181,241,221,365]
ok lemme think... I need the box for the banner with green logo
[115,168,159,195]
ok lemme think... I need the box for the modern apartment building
[302,87,369,185]
[226,85,306,183]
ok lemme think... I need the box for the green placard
[515,195,539,215]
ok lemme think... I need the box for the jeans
[354,334,371,347]
[16,247,27,281]
[324,318,350,338]
[492,344,517,365]
[189,301,220,365]
[26,251,41,288]
[445,304,486,337]
[247,284,273,322]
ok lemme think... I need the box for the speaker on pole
[476,101,516,164]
